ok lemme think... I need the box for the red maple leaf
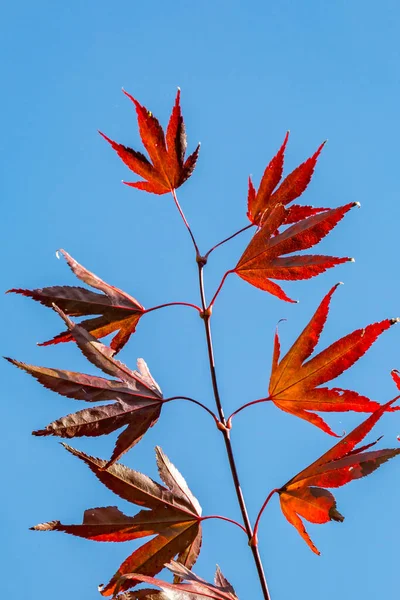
[247,132,327,227]
[100,89,200,194]
[235,203,356,302]
[268,284,399,434]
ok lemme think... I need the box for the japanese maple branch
[172,189,272,600]
[197,260,272,600]
[204,224,253,259]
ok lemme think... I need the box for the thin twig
[251,489,280,548]
[208,270,234,309]
[171,188,200,256]
[201,515,248,535]
[164,396,219,423]
[227,397,272,426]
[204,224,254,258]
[144,302,202,315]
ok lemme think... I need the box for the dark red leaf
[101,89,199,194]
[236,203,355,302]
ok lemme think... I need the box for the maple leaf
[116,561,238,600]
[277,400,400,554]
[100,89,200,195]
[235,202,356,302]
[6,307,163,467]
[8,249,145,353]
[247,132,326,227]
[31,445,202,597]
[268,283,399,435]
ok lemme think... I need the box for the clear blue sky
[2,1,400,598]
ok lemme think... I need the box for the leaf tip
[390,317,400,325]
[348,257,355,263]
[353,201,361,208]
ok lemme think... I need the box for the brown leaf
[32,446,202,597]
[8,249,145,353]
[6,313,163,466]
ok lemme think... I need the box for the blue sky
[2,1,400,598]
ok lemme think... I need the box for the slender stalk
[208,270,234,309]
[201,515,248,535]
[144,301,202,315]
[171,188,200,256]
[164,396,219,423]
[227,397,272,426]
[204,224,253,258]
[251,489,280,547]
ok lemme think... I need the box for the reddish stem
[227,397,272,426]
[251,489,280,547]
[171,188,200,257]
[208,270,234,309]
[205,224,254,258]
[144,302,202,315]
[164,396,219,423]
[201,515,248,535]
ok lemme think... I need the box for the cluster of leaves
[9,89,400,599]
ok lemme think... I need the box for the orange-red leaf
[236,203,355,302]
[268,284,399,434]
[101,89,199,194]
[278,401,400,554]
[8,249,145,353]
[247,135,325,226]
[32,446,202,597]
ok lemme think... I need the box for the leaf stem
[171,188,200,257]
[204,224,254,259]
[208,270,234,309]
[144,302,202,315]
[251,489,280,548]
[164,396,219,423]
[201,515,248,535]
[227,397,272,426]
